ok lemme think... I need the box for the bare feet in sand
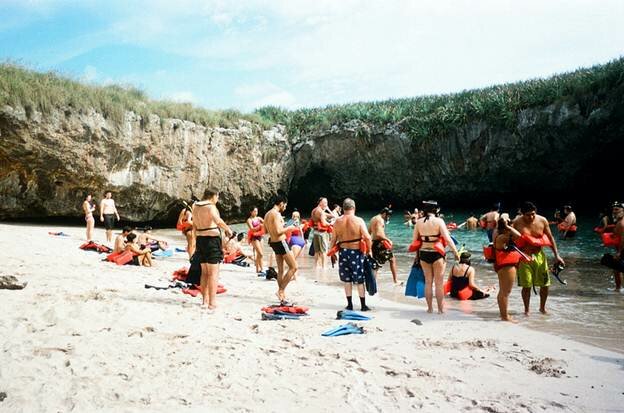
[539,308,548,315]
[501,316,518,324]
[426,308,433,314]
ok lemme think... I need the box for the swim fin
[336,310,371,321]
[153,249,174,257]
[405,264,425,298]
[321,323,365,337]
[261,312,302,320]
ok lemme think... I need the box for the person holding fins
[493,216,524,322]
[329,198,373,311]
[513,201,564,315]
[246,207,265,276]
[369,207,399,284]
[411,200,460,314]
[192,188,233,311]
[447,251,491,300]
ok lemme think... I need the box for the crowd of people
[81,189,624,320]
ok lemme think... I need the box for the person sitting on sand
[494,216,523,322]
[224,232,252,265]
[465,214,478,230]
[480,203,500,242]
[124,233,153,267]
[329,198,373,311]
[114,226,133,253]
[192,188,233,310]
[137,227,168,252]
[369,207,399,284]
[264,194,298,305]
[82,194,96,241]
[246,207,265,276]
[100,191,120,244]
[447,252,490,300]
[513,201,564,315]
[412,200,460,314]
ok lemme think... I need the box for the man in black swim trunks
[100,191,120,244]
[264,194,298,305]
[369,207,399,284]
[192,187,232,310]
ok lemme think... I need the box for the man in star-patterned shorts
[330,198,373,311]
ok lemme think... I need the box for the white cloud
[81,65,97,82]
[166,91,198,104]
[6,0,624,109]
[234,82,296,109]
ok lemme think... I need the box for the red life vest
[515,233,552,249]
[483,245,494,262]
[602,232,622,248]
[408,238,446,256]
[557,223,577,232]
[247,225,266,242]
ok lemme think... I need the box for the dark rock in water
[411,319,423,326]
[0,275,27,290]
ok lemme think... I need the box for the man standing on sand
[264,194,298,305]
[611,202,624,291]
[513,201,565,315]
[330,198,373,311]
[192,188,233,311]
[100,191,120,244]
[310,197,332,269]
[369,207,399,284]
[480,203,500,242]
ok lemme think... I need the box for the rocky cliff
[0,105,292,221]
[1,69,623,222]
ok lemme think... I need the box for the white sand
[0,223,623,412]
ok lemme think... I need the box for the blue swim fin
[153,249,174,257]
[336,310,371,321]
[322,323,364,337]
[405,265,426,299]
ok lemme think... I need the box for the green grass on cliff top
[1,57,623,137]
[0,62,271,129]
[257,56,624,139]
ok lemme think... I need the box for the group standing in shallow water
[78,187,624,318]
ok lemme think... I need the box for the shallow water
[154,212,623,353]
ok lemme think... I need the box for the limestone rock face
[0,106,292,221]
[1,86,622,222]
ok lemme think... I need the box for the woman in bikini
[494,216,523,322]
[246,207,265,275]
[412,200,460,313]
[82,194,96,241]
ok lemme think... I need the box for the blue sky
[2,0,624,112]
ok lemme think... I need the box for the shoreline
[1,223,623,411]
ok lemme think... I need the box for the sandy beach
[1,223,623,413]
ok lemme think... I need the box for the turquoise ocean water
[154,209,622,353]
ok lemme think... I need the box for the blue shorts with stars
[339,248,365,284]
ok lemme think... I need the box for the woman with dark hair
[493,216,523,322]
[125,233,153,267]
[246,207,265,275]
[411,200,460,313]
[447,252,490,300]
[82,194,96,241]
[176,201,194,260]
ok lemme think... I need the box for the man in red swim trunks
[513,201,564,315]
